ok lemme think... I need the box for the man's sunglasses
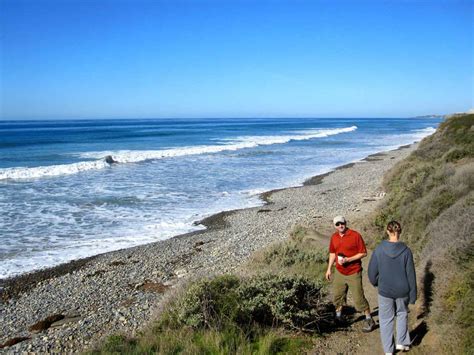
[335,222,346,226]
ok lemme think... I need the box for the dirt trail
[309,232,422,355]
[311,252,386,355]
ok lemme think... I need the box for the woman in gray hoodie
[368,221,417,355]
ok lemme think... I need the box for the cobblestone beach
[0,145,415,353]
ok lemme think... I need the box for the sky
[0,0,473,119]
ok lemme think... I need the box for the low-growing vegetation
[93,113,473,354]
[168,274,332,332]
[249,226,328,281]
[91,227,332,354]
[373,113,474,354]
[375,114,473,253]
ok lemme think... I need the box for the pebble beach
[0,144,415,353]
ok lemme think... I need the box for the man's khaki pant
[333,270,370,312]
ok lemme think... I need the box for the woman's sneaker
[362,317,376,332]
[396,344,410,351]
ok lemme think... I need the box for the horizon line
[0,114,446,121]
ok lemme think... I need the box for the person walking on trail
[325,215,376,332]
[368,221,417,355]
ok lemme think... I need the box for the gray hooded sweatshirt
[368,240,417,304]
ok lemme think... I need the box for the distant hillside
[374,113,473,353]
[412,114,445,118]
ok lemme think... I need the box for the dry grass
[243,226,328,282]
[369,113,474,354]
[91,114,474,354]
[90,226,327,355]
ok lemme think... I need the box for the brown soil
[308,226,428,355]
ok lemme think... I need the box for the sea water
[0,117,441,278]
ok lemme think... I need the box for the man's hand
[325,269,332,281]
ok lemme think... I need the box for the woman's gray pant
[378,294,411,353]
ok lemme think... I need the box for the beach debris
[363,191,386,201]
[0,337,30,349]
[163,279,177,287]
[28,314,65,333]
[120,298,136,307]
[257,208,272,213]
[174,269,188,278]
[137,281,169,293]
[50,314,82,328]
[108,260,126,267]
[151,269,165,278]
[193,240,212,251]
[85,269,107,278]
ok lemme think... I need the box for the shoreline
[0,143,417,352]
[0,143,411,301]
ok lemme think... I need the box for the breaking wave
[0,126,358,180]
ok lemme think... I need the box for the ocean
[0,117,441,278]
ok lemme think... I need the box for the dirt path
[308,232,423,355]
[310,251,385,355]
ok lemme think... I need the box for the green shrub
[263,242,327,267]
[441,262,474,353]
[289,225,307,242]
[249,226,329,281]
[238,274,332,332]
[375,114,474,257]
[449,163,474,196]
[97,335,137,354]
[165,274,331,333]
[440,114,474,147]
[173,275,241,329]
[443,147,471,162]
[399,163,434,198]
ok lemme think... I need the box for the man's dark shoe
[335,315,348,327]
[362,317,376,332]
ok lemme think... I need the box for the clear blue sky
[1,0,472,119]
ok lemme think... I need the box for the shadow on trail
[418,260,435,319]
[410,259,434,348]
[410,320,428,346]
[326,306,380,332]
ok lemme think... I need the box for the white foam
[0,160,110,180]
[0,220,205,279]
[412,126,437,138]
[375,126,437,152]
[0,126,358,181]
[240,188,267,196]
[218,126,358,145]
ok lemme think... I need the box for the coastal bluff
[0,145,414,352]
[2,113,472,354]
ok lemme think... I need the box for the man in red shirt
[325,215,375,332]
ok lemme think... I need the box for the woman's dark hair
[387,220,402,234]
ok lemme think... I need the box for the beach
[0,144,415,353]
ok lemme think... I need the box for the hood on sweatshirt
[381,240,408,258]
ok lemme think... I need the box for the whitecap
[0,126,358,181]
